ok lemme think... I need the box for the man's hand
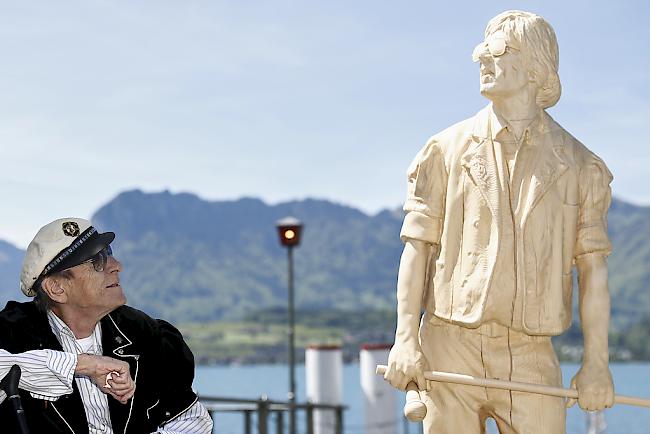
[384,340,429,392]
[75,354,136,404]
[567,362,614,411]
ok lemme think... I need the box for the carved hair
[485,10,561,109]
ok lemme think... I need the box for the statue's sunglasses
[79,245,113,272]
[472,33,519,62]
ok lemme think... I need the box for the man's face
[473,31,529,101]
[64,253,126,318]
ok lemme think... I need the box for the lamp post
[275,216,303,434]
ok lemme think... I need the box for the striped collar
[47,310,103,355]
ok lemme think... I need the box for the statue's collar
[472,104,549,141]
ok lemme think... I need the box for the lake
[195,363,650,434]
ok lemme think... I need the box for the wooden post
[276,410,284,434]
[244,410,253,434]
[306,402,314,434]
[258,397,269,434]
[335,406,344,434]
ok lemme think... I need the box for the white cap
[20,218,114,296]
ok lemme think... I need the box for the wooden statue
[384,10,614,433]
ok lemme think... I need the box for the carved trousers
[419,315,566,434]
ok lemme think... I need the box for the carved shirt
[400,104,612,334]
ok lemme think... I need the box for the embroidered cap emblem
[62,221,80,237]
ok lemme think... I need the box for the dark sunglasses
[79,245,113,272]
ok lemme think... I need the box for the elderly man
[384,10,614,434]
[0,217,213,434]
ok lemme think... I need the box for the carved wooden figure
[383,10,614,434]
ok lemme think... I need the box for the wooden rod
[376,365,650,409]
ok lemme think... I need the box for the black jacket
[0,301,198,434]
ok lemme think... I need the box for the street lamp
[275,216,303,434]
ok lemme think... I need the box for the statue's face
[473,31,530,102]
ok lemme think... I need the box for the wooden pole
[376,365,650,409]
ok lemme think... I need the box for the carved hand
[384,340,429,392]
[567,362,614,411]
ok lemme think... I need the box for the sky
[1,0,648,248]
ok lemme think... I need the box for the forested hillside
[1,190,650,361]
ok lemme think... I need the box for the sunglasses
[472,33,518,62]
[79,245,113,272]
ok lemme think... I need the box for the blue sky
[1,0,648,247]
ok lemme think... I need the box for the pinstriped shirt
[0,348,76,403]
[48,310,113,433]
[47,311,213,434]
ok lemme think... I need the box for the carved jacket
[0,301,198,433]
[401,104,612,335]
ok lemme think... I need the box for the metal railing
[199,395,346,434]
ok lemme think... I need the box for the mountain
[90,190,403,322]
[0,240,23,304]
[606,198,650,329]
[1,190,650,331]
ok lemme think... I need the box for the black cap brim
[46,230,115,275]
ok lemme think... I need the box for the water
[194,363,650,434]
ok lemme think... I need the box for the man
[0,217,213,433]
[384,10,614,434]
